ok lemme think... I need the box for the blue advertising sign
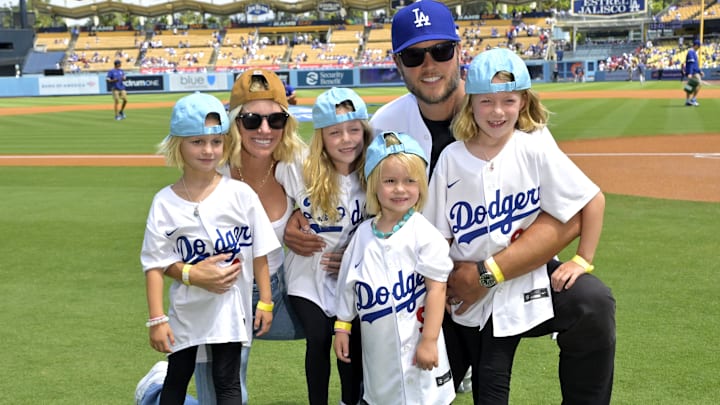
[297,70,353,87]
[359,67,403,86]
[572,0,645,15]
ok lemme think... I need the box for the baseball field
[1,80,718,404]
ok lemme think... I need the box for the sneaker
[457,368,472,393]
[691,99,699,106]
[135,361,168,405]
[685,101,693,106]
[120,111,126,119]
[115,115,122,120]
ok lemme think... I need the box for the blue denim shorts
[251,265,305,340]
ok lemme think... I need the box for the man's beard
[406,71,460,106]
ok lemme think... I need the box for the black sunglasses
[397,41,457,68]
[236,112,289,130]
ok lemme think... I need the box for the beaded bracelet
[145,315,169,328]
[256,301,274,312]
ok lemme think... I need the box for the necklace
[181,174,216,217]
[372,208,415,239]
[236,160,276,189]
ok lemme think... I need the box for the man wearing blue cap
[106,59,128,120]
[683,39,703,106]
[370,1,616,404]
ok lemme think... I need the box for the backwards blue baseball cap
[312,87,368,129]
[391,0,460,53]
[466,48,531,94]
[693,39,701,46]
[364,131,428,180]
[169,92,229,137]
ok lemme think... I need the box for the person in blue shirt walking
[684,39,704,106]
[107,59,128,120]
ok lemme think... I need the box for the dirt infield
[1,89,719,202]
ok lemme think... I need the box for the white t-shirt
[141,176,280,352]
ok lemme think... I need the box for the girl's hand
[414,337,439,370]
[149,323,174,353]
[551,261,586,292]
[253,307,273,337]
[334,333,351,364]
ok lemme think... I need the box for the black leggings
[447,260,616,405]
[160,342,243,405]
[289,295,363,405]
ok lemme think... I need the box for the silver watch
[477,261,497,288]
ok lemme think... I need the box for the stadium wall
[1,62,714,97]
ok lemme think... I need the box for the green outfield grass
[1,83,718,404]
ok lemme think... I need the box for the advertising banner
[38,75,100,96]
[572,0,645,16]
[168,73,228,91]
[108,75,164,92]
[297,70,353,87]
[359,67,403,86]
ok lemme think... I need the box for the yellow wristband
[182,264,192,286]
[485,256,505,283]
[571,255,595,273]
[334,321,352,333]
[256,301,274,312]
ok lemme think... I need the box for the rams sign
[572,0,645,15]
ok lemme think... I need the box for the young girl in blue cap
[424,48,607,405]
[140,92,278,404]
[334,131,456,404]
[275,87,372,405]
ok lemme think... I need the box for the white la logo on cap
[412,8,431,28]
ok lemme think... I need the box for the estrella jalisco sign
[572,0,645,16]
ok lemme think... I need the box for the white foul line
[567,152,720,159]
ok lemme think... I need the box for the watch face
[479,272,497,288]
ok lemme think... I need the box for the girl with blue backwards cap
[334,131,456,404]
[424,48,606,404]
[275,87,372,405]
[140,92,279,405]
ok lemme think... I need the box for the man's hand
[284,209,325,256]
[186,254,241,294]
[446,261,490,315]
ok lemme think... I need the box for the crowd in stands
[33,0,720,75]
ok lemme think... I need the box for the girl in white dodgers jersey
[334,132,456,405]
[140,92,279,404]
[275,87,372,405]
[424,48,606,404]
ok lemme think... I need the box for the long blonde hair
[452,71,550,142]
[227,76,305,170]
[303,101,373,223]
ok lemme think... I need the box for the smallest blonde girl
[334,131,456,405]
[276,87,372,405]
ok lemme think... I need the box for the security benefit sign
[298,70,353,87]
[572,0,645,16]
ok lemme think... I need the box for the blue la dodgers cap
[312,87,368,130]
[391,0,461,53]
[364,131,428,180]
[169,92,229,137]
[465,48,532,94]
